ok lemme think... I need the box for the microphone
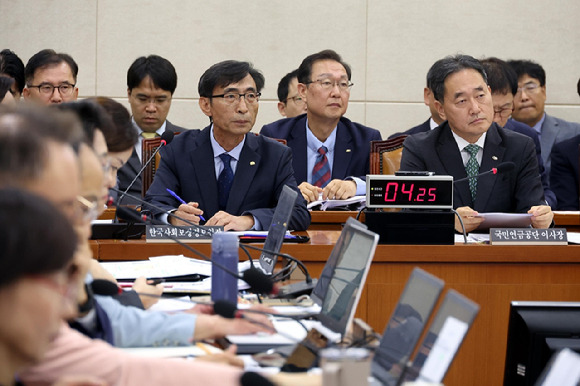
[115,207,275,296]
[117,131,174,206]
[454,162,515,184]
[240,372,275,386]
[91,279,122,296]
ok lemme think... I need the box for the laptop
[401,289,480,384]
[370,267,445,386]
[227,218,379,354]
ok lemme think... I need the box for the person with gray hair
[400,54,553,233]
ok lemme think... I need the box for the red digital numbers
[428,188,436,201]
[384,182,438,203]
[384,182,398,202]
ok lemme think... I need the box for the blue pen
[165,188,206,221]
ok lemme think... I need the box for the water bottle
[211,232,239,303]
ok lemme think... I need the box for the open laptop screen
[316,223,379,335]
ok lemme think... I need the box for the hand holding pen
[166,188,207,225]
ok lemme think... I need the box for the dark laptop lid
[371,267,445,385]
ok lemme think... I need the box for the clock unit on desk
[364,175,455,245]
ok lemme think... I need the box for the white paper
[147,296,195,312]
[566,232,580,244]
[418,316,468,383]
[539,348,580,386]
[307,195,366,210]
[474,212,532,229]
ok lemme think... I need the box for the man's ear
[127,88,132,98]
[423,87,431,106]
[297,82,307,99]
[199,97,212,118]
[434,99,446,121]
[277,102,287,117]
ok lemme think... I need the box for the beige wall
[2,0,579,138]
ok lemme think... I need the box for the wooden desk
[93,232,580,385]
[554,211,580,232]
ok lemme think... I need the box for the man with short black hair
[22,49,78,105]
[261,49,382,203]
[400,54,552,233]
[0,49,25,100]
[117,55,187,202]
[276,69,307,118]
[508,59,580,176]
[145,60,310,231]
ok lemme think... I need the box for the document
[474,212,532,229]
[307,195,366,211]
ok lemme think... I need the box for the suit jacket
[260,115,382,184]
[400,122,546,212]
[550,134,580,210]
[536,114,580,176]
[144,126,310,231]
[116,120,185,205]
[388,118,431,139]
[505,119,557,208]
[20,324,243,386]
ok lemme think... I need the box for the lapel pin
[492,156,498,161]
[250,161,256,166]
[346,149,352,153]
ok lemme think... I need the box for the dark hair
[0,75,14,103]
[507,60,546,86]
[55,100,114,148]
[0,104,85,186]
[481,57,518,95]
[0,188,77,288]
[427,54,488,102]
[577,77,580,98]
[127,55,177,94]
[25,49,79,85]
[0,49,25,94]
[277,69,299,102]
[198,60,265,97]
[297,49,352,84]
[89,97,138,152]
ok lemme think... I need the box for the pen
[165,188,206,222]
[147,278,165,285]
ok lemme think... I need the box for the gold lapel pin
[492,156,498,161]
[250,161,256,166]
[346,149,352,153]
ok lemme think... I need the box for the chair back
[370,135,408,175]
[141,133,180,196]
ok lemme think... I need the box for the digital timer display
[366,175,453,209]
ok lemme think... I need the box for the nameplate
[490,228,568,245]
[146,225,223,243]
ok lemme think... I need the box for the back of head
[24,49,79,85]
[0,104,85,187]
[427,54,488,102]
[297,49,352,84]
[0,187,77,288]
[127,54,177,94]
[55,100,114,148]
[277,69,299,102]
[89,96,138,152]
[0,49,25,94]
[481,57,518,95]
[507,59,546,86]
[0,75,14,103]
[198,60,265,97]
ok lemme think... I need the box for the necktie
[218,153,234,210]
[312,146,331,188]
[464,144,480,202]
[141,132,159,139]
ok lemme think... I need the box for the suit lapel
[436,125,473,207]
[332,121,353,179]
[126,148,141,175]
[188,126,219,216]
[540,114,559,161]
[227,134,260,214]
[287,117,308,183]
[475,124,505,212]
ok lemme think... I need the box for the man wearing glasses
[508,59,580,176]
[261,49,382,203]
[277,69,307,118]
[22,49,78,104]
[145,60,310,231]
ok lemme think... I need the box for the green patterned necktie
[464,144,480,202]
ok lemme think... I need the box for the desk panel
[94,233,580,385]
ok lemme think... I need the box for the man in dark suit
[388,85,444,139]
[400,55,553,232]
[550,134,580,210]
[117,55,188,204]
[145,60,310,231]
[508,59,580,176]
[261,50,382,203]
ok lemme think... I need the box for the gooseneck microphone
[453,161,515,184]
[115,206,275,296]
[117,130,175,206]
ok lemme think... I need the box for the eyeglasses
[27,83,76,96]
[494,105,514,118]
[76,196,99,223]
[516,83,541,95]
[285,95,305,106]
[305,79,353,92]
[29,263,80,305]
[210,92,261,104]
